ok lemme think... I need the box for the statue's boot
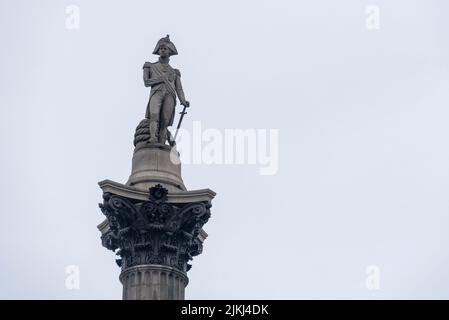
[167,129,176,147]
[149,120,158,144]
[159,125,168,144]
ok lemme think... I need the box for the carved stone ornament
[99,184,211,273]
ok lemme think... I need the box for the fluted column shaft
[120,265,188,300]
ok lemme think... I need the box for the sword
[173,102,189,141]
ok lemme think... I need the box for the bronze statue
[143,35,190,145]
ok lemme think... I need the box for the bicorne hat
[152,35,178,56]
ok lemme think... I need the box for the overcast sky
[1,0,449,299]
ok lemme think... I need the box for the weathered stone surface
[98,184,213,299]
[127,144,185,192]
[99,179,215,203]
[98,36,215,300]
[120,265,188,300]
[144,35,190,145]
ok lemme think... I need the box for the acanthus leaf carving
[99,185,211,273]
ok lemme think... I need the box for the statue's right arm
[143,62,163,87]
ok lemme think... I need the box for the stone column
[98,179,214,300]
[120,265,188,300]
[98,117,215,300]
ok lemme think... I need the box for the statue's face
[158,44,170,58]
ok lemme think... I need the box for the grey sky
[1,0,449,299]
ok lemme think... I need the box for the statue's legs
[159,95,175,144]
[146,91,164,144]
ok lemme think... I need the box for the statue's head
[153,35,178,57]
